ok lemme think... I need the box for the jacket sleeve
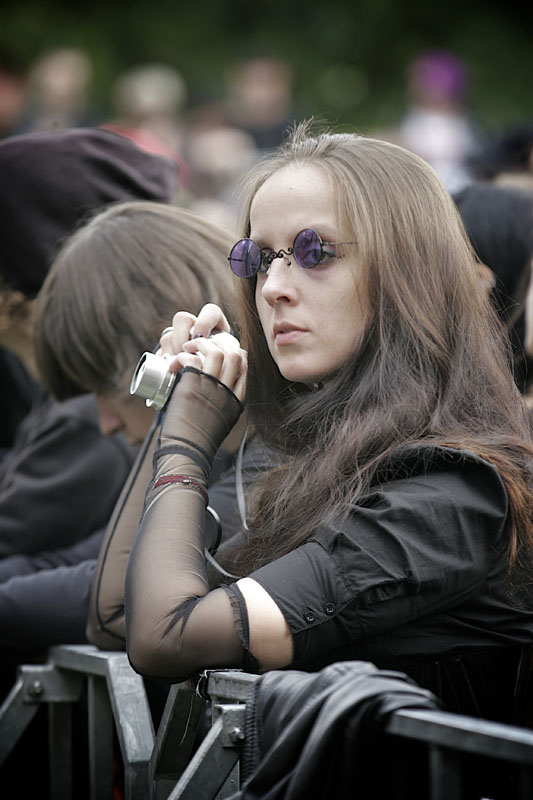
[87,419,160,650]
[0,528,105,583]
[0,559,96,653]
[0,394,136,558]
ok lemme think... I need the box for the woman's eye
[259,249,273,273]
[320,246,338,263]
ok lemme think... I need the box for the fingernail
[193,333,202,339]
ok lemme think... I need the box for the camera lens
[130,352,177,410]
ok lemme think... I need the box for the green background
[2,0,532,134]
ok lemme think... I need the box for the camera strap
[236,423,249,532]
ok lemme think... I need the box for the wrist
[152,473,209,506]
[160,368,244,456]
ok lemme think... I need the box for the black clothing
[0,391,136,654]
[88,412,269,650]
[124,370,533,728]
[0,348,39,454]
[0,559,96,652]
[0,392,135,558]
[251,447,531,670]
[0,527,104,583]
[231,660,440,800]
[0,418,249,655]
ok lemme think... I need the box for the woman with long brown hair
[123,123,533,726]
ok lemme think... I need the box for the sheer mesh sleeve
[125,368,251,682]
[86,418,159,649]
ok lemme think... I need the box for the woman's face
[251,164,366,384]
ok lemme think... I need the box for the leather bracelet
[152,474,209,506]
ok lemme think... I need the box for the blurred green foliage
[1,0,532,133]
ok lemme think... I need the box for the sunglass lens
[229,239,261,277]
[293,229,323,268]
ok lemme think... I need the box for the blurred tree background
[1,0,532,134]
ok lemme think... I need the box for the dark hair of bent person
[466,122,533,181]
[0,126,179,298]
[34,201,238,400]
[453,182,533,319]
[453,182,533,393]
[232,122,533,584]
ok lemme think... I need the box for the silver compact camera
[130,351,178,410]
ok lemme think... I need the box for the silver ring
[161,327,174,337]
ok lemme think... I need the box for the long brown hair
[234,123,533,580]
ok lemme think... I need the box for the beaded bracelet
[153,474,209,506]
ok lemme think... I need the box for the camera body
[130,351,177,410]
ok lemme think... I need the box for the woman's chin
[277,362,327,385]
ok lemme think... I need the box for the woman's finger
[160,311,197,356]
[191,303,231,339]
[182,336,246,393]
[175,352,205,371]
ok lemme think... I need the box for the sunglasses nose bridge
[267,247,293,267]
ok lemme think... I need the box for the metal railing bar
[49,643,129,677]
[168,708,244,800]
[205,671,259,703]
[428,745,464,800]
[387,708,533,764]
[150,680,205,790]
[0,674,41,764]
[88,674,114,800]
[49,702,74,800]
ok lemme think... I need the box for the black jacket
[231,660,441,800]
[0,391,136,557]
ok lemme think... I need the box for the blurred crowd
[2,44,533,223]
[0,46,299,229]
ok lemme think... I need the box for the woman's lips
[274,327,307,346]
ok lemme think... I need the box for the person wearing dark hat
[0,126,179,564]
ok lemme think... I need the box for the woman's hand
[159,303,232,357]
[158,303,246,402]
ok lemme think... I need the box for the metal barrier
[2,644,533,799]
[0,645,154,799]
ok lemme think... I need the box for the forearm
[125,368,245,680]
[87,419,159,649]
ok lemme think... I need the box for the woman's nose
[260,255,297,304]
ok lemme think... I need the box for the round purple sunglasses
[227,228,355,278]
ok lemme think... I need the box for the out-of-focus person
[105,62,188,161]
[454,181,533,394]
[384,49,482,194]
[224,56,298,153]
[0,47,28,138]
[467,122,533,191]
[23,47,98,132]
